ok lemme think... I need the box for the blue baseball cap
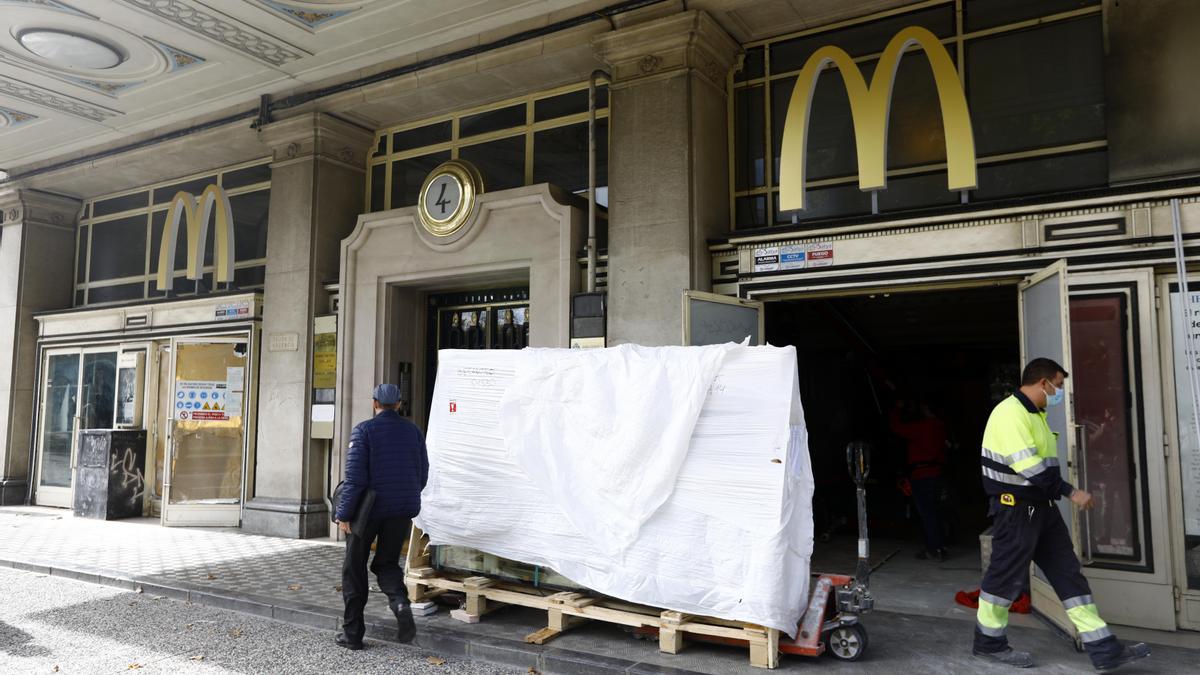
[373,383,400,405]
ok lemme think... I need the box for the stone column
[243,113,373,538]
[594,10,741,346]
[0,189,81,504]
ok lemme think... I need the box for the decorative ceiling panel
[0,103,38,127]
[118,0,309,65]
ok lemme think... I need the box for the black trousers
[911,476,944,553]
[973,499,1120,662]
[341,516,412,643]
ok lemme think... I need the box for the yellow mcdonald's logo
[778,25,976,211]
[155,184,235,291]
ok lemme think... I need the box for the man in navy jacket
[335,383,429,650]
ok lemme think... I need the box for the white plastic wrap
[415,344,814,636]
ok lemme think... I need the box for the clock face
[424,173,462,222]
[417,160,482,238]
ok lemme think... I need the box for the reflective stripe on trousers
[1063,596,1113,643]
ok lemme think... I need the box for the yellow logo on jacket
[155,184,235,291]
[777,25,977,211]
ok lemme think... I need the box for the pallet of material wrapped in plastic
[413,343,814,637]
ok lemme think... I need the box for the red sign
[809,249,833,261]
[449,402,457,413]
[191,411,228,421]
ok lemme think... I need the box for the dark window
[75,225,87,284]
[533,120,607,195]
[967,16,1105,156]
[772,73,858,183]
[734,86,765,190]
[153,176,218,205]
[459,136,525,192]
[736,46,765,82]
[735,195,768,229]
[89,215,147,281]
[149,207,207,278]
[88,282,144,304]
[74,290,84,306]
[534,88,607,122]
[393,121,452,153]
[974,149,1107,201]
[230,190,270,261]
[769,5,955,73]
[877,171,963,212]
[222,163,271,190]
[459,105,525,138]
[370,163,386,212]
[885,50,953,169]
[779,183,872,224]
[965,0,1098,32]
[234,266,265,289]
[391,152,450,207]
[92,191,147,218]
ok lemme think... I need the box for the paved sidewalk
[0,506,1192,673]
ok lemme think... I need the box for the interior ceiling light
[17,29,122,69]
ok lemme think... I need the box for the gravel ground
[0,567,520,675]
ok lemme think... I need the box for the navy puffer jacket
[336,410,429,522]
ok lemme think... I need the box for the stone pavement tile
[542,646,639,674]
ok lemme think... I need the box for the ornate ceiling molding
[0,104,39,127]
[259,0,358,29]
[119,0,309,66]
[0,0,95,20]
[0,75,119,121]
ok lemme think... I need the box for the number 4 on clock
[435,181,451,214]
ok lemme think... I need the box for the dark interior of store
[766,284,1020,564]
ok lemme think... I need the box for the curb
[1,557,707,675]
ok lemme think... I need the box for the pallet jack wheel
[824,623,867,661]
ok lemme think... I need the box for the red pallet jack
[634,442,877,664]
[779,442,875,662]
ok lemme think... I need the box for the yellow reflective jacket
[980,392,1075,501]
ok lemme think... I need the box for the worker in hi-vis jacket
[972,358,1149,672]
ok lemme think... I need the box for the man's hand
[337,520,352,535]
[1070,489,1094,510]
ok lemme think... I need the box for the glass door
[1019,261,1082,639]
[161,337,248,527]
[34,348,118,508]
[1068,270,1174,631]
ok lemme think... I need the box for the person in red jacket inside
[890,396,949,561]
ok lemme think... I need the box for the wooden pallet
[404,527,781,669]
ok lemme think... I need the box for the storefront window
[732,1,1107,230]
[369,83,609,211]
[76,161,271,306]
[1169,285,1200,589]
[39,353,80,489]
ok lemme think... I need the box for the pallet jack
[779,441,875,662]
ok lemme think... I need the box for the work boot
[335,632,364,651]
[973,647,1034,668]
[391,601,416,643]
[1093,642,1150,672]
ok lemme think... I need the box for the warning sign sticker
[174,380,231,421]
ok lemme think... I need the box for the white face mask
[1044,382,1064,406]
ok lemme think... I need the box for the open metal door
[682,291,764,346]
[161,337,249,527]
[1019,260,1082,641]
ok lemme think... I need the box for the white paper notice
[226,391,243,417]
[227,367,245,392]
[1169,289,1200,536]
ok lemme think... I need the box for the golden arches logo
[155,184,235,291]
[777,25,976,211]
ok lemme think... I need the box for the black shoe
[931,548,950,562]
[392,602,416,644]
[335,633,364,651]
[1094,642,1150,672]
[973,647,1034,668]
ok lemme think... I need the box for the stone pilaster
[593,10,741,346]
[242,113,373,538]
[0,188,81,504]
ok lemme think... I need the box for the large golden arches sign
[155,184,235,291]
[777,25,976,211]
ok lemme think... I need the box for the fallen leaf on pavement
[229,628,244,638]
[135,586,144,594]
[426,656,446,666]
[190,655,205,661]
[128,664,142,670]
[185,623,193,629]
[334,584,343,592]
[287,584,302,591]
[205,573,218,580]
[52,667,59,673]
[528,669,540,675]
